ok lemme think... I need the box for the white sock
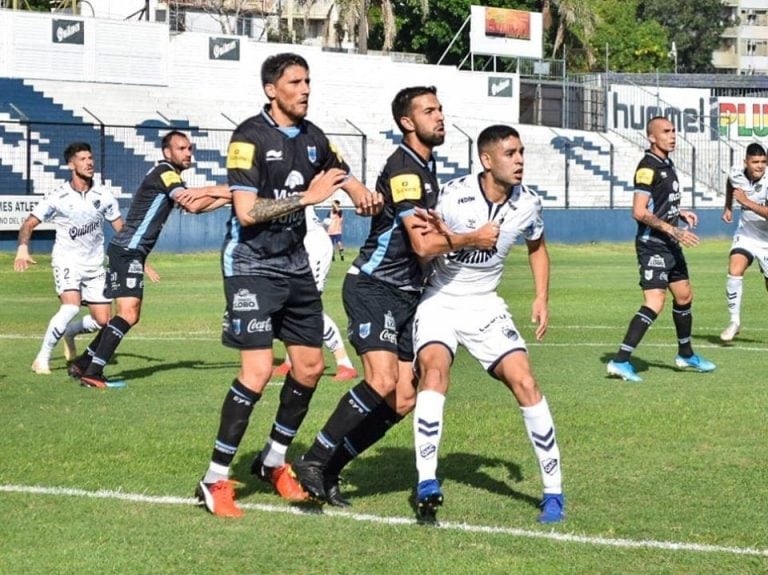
[414,390,446,484]
[261,440,288,468]
[322,313,344,354]
[726,274,743,324]
[64,313,101,337]
[37,304,80,361]
[337,356,354,369]
[521,396,562,495]
[203,461,230,484]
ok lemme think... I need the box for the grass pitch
[1,240,767,574]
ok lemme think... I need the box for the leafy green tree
[541,0,598,68]
[590,0,670,72]
[637,0,726,72]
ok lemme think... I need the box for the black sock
[673,301,693,357]
[269,374,316,446]
[326,402,403,477]
[211,379,261,468]
[305,380,384,465]
[615,306,657,362]
[84,316,132,376]
[339,248,344,261]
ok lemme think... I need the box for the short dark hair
[391,86,437,133]
[746,142,766,158]
[261,52,309,87]
[161,130,189,150]
[646,115,669,136]
[63,142,91,163]
[477,125,520,154]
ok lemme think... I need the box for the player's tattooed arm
[246,195,304,224]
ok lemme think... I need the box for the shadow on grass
[231,443,539,513]
[600,352,684,377]
[106,353,240,381]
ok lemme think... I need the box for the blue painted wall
[1,207,735,254]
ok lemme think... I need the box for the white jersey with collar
[30,182,120,267]
[729,166,768,240]
[427,173,544,296]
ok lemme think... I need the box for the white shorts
[413,289,527,372]
[305,229,333,293]
[52,262,110,304]
[730,232,768,277]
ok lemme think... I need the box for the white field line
[0,483,766,558]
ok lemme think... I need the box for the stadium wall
[0,207,734,254]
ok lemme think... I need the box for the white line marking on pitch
[0,484,765,558]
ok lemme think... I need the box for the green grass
[1,241,767,574]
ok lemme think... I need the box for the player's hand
[531,298,549,341]
[355,191,384,216]
[679,210,698,229]
[672,227,699,248]
[471,220,500,250]
[721,208,733,223]
[13,246,36,272]
[144,263,160,283]
[303,169,347,206]
[412,208,451,237]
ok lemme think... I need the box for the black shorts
[222,273,323,350]
[104,244,146,299]
[635,239,689,290]
[342,271,420,362]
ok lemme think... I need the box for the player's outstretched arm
[526,235,550,342]
[341,176,383,216]
[176,185,231,213]
[732,187,768,219]
[404,210,499,260]
[14,215,41,272]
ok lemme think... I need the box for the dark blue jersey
[222,107,349,278]
[111,161,185,255]
[354,142,439,290]
[634,150,681,245]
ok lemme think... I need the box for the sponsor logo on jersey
[635,168,654,186]
[307,146,317,163]
[479,313,509,333]
[247,318,272,333]
[68,219,101,240]
[92,199,101,209]
[232,318,241,336]
[647,254,665,268]
[458,196,475,204]
[542,458,558,475]
[265,149,283,162]
[126,278,136,289]
[644,269,653,281]
[379,329,397,344]
[448,247,498,265]
[284,170,305,190]
[659,272,668,283]
[233,289,258,311]
[390,174,421,203]
[329,142,344,164]
[359,322,371,339]
[128,260,143,274]
[226,142,256,169]
[419,443,437,459]
[384,310,396,331]
[160,170,183,188]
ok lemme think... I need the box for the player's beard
[417,126,445,148]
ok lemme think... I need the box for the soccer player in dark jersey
[195,52,382,518]
[292,86,500,505]
[607,116,715,383]
[69,130,231,388]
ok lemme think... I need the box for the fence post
[25,122,32,195]
[452,123,474,175]
[83,107,105,185]
[345,119,367,185]
[564,141,570,208]
[609,143,615,209]
[691,146,697,209]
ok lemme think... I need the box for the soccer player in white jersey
[14,142,122,375]
[271,205,358,381]
[411,124,564,524]
[720,143,768,342]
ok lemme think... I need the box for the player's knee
[510,374,541,406]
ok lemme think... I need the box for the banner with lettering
[52,19,84,45]
[209,37,240,61]
[0,196,54,231]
